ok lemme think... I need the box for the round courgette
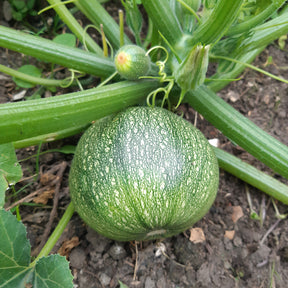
[114,45,151,80]
[69,106,219,241]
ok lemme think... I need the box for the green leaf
[13,64,42,88]
[119,280,130,288]
[12,0,26,11]
[11,11,23,21]
[53,33,77,48]
[0,177,7,208]
[0,143,22,207]
[0,209,73,288]
[27,0,36,10]
[32,255,74,287]
[0,209,31,287]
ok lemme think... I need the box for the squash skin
[114,45,151,80]
[69,106,219,241]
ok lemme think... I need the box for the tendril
[146,45,169,82]
[60,69,86,89]
[82,24,114,57]
[144,46,175,109]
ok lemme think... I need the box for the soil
[1,3,288,288]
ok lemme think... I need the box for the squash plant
[1,0,288,286]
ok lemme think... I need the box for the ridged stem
[187,0,244,46]
[209,12,288,92]
[45,0,103,55]
[236,11,288,54]
[215,148,288,205]
[0,80,159,144]
[226,1,287,36]
[0,25,115,77]
[141,0,183,49]
[184,86,288,179]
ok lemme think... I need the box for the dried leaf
[40,173,57,186]
[58,236,80,258]
[227,90,240,103]
[189,227,206,243]
[33,189,55,204]
[224,230,235,240]
[231,206,244,223]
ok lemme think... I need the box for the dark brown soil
[1,5,288,288]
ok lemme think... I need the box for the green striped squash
[69,106,219,241]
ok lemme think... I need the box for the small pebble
[99,272,111,286]
[69,247,86,269]
[108,243,127,260]
[145,276,156,288]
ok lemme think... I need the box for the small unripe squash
[114,45,151,80]
[69,106,219,241]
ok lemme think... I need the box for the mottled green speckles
[69,106,219,241]
[138,169,144,178]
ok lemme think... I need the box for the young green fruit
[69,106,219,241]
[114,45,151,80]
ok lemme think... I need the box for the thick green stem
[45,0,103,55]
[226,1,287,36]
[209,12,288,91]
[13,124,89,149]
[184,86,288,179]
[187,0,244,46]
[141,0,183,49]
[30,202,75,266]
[236,12,288,54]
[214,148,288,205]
[0,25,115,77]
[74,0,131,50]
[0,80,159,144]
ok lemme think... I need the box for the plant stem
[210,54,288,84]
[0,80,159,144]
[214,148,288,205]
[119,9,124,47]
[0,25,115,77]
[187,0,243,46]
[141,0,183,49]
[226,1,287,36]
[236,11,288,54]
[184,85,288,179]
[30,202,75,266]
[0,64,64,87]
[45,0,103,55]
[74,0,131,50]
[207,48,264,92]
[13,124,90,149]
